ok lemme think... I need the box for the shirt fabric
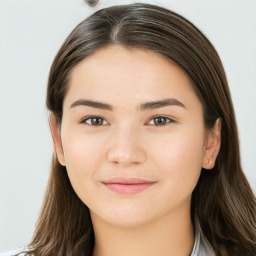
[191,223,215,256]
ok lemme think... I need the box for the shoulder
[0,247,27,256]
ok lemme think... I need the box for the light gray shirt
[191,224,215,256]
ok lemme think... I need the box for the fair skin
[50,45,221,256]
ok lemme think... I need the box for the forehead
[64,45,200,111]
[70,45,186,83]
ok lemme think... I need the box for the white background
[0,0,255,252]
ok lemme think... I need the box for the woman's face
[52,45,220,227]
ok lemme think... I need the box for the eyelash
[80,115,176,127]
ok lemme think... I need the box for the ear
[202,118,221,170]
[49,114,66,166]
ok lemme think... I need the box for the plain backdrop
[0,0,255,252]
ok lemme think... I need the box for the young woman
[4,3,256,256]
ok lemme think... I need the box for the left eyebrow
[69,98,187,111]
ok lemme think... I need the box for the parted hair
[19,3,256,256]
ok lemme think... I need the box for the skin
[50,45,221,256]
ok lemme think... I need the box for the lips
[102,177,156,194]
[102,177,154,184]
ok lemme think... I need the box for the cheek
[62,131,104,168]
[153,127,205,189]
[61,132,105,196]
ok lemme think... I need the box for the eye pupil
[92,117,103,125]
[155,117,166,125]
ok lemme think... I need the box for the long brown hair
[19,3,256,256]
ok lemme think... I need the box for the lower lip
[103,183,155,194]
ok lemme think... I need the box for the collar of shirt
[191,222,215,256]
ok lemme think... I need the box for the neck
[91,200,194,256]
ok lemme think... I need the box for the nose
[107,125,146,167]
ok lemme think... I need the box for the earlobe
[202,118,221,170]
[49,114,66,166]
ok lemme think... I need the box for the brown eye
[81,116,108,126]
[154,117,167,125]
[148,116,175,127]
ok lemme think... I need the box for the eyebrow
[69,98,186,111]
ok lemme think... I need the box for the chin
[97,207,159,229]
[106,216,152,228]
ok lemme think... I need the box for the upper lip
[102,177,156,184]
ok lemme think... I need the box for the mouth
[102,177,156,194]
